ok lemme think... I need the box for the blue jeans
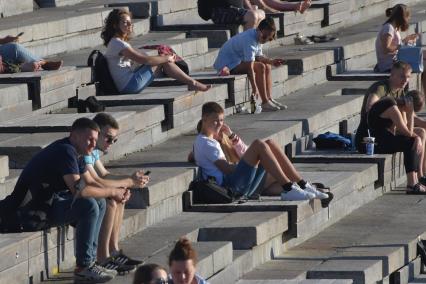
[223,159,266,198]
[0,43,41,64]
[49,192,106,267]
[121,64,155,94]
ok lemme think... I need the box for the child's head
[168,238,198,284]
[133,263,168,284]
[257,17,276,44]
[200,102,224,136]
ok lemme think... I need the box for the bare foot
[21,61,42,72]
[190,80,212,92]
[298,0,311,14]
[219,66,230,76]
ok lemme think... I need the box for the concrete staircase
[0,0,425,283]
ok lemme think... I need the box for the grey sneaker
[74,263,115,283]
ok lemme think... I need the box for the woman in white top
[101,9,211,94]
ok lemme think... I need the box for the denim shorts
[223,159,266,198]
[121,64,155,94]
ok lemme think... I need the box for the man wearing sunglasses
[213,17,286,112]
[83,113,149,275]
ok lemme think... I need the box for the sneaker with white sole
[74,263,115,283]
[303,182,329,199]
[281,184,315,201]
[270,99,288,110]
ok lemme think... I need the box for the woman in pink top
[375,4,425,95]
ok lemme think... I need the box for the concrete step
[0,170,20,200]
[0,111,135,133]
[393,256,422,284]
[0,0,33,17]
[36,0,86,7]
[0,84,29,108]
[0,104,166,167]
[0,100,34,122]
[96,84,228,130]
[0,67,77,110]
[0,155,8,180]
[150,64,288,106]
[238,279,353,284]
[242,192,426,284]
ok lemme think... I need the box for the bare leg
[414,127,426,177]
[407,171,417,187]
[109,202,125,253]
[243,9,265,30]
[97,199,117,262]
[265,139,302,181]
[241,139,291,185]
[161,62,211,91]
[249,0,279,13]
[265,64,273,100]
[232,62,269,104]
[262,174,282,195]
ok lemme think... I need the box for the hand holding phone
[16,32,24,37]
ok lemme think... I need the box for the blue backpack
[313,132,351,150]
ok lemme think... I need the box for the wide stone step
[243,193,426,284]
[0,156,8,180]
[0,111,135,133]
[0,84,28,108]
[0,100,33,122]
[238,280,353,284]
[97,84,228,130]
[0,67,76,111]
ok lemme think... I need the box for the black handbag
[188,177,235,204]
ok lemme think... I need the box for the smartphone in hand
[144,170,151,176]
[16,32,24,37]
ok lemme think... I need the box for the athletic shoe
[101,258,136,275]
[74,263,115,283]
[303,182,329,199]
[262,101,280,112]
[112,250,143,266]
[96,263,118,277]
[281,184,315,201]
[270,99,288,110]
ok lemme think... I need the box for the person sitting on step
[189,118,330,202]
[197,0,265,30]
[0,35,62,72]
[213,17,286,112]
[249,0,311,13]
[366,90,426,194]
[101,9,211,94]
[192,101,319,201]
[133,263,169,284]
[355,61,426,182]
[169,238,208,284]
[83,113,149,273]
[0,118,127,283]
[374,4,426,97]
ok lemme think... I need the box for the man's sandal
[406,183,426,195]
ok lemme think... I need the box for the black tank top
[367,97,396,134]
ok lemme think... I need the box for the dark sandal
[406,183,426,195]
[321,192,334,208]
[418,239,426,265]
[312,182,330,191]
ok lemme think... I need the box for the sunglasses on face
[121,20,133,26]
[105,134,118,144]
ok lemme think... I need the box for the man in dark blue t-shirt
[4,117,127,283]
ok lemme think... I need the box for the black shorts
[211,6,247,25]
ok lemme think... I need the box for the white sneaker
[281,184,315,201]
[270,99,288,110]
[74,263,115,283]
[262,101,280,112]
[303,182,329,200]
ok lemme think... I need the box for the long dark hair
[385,4,410,31]
[101,9,132,46]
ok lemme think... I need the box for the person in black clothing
[367,90,426,193]
[198,0,265,30]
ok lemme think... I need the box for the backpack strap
[87,50,99,67]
